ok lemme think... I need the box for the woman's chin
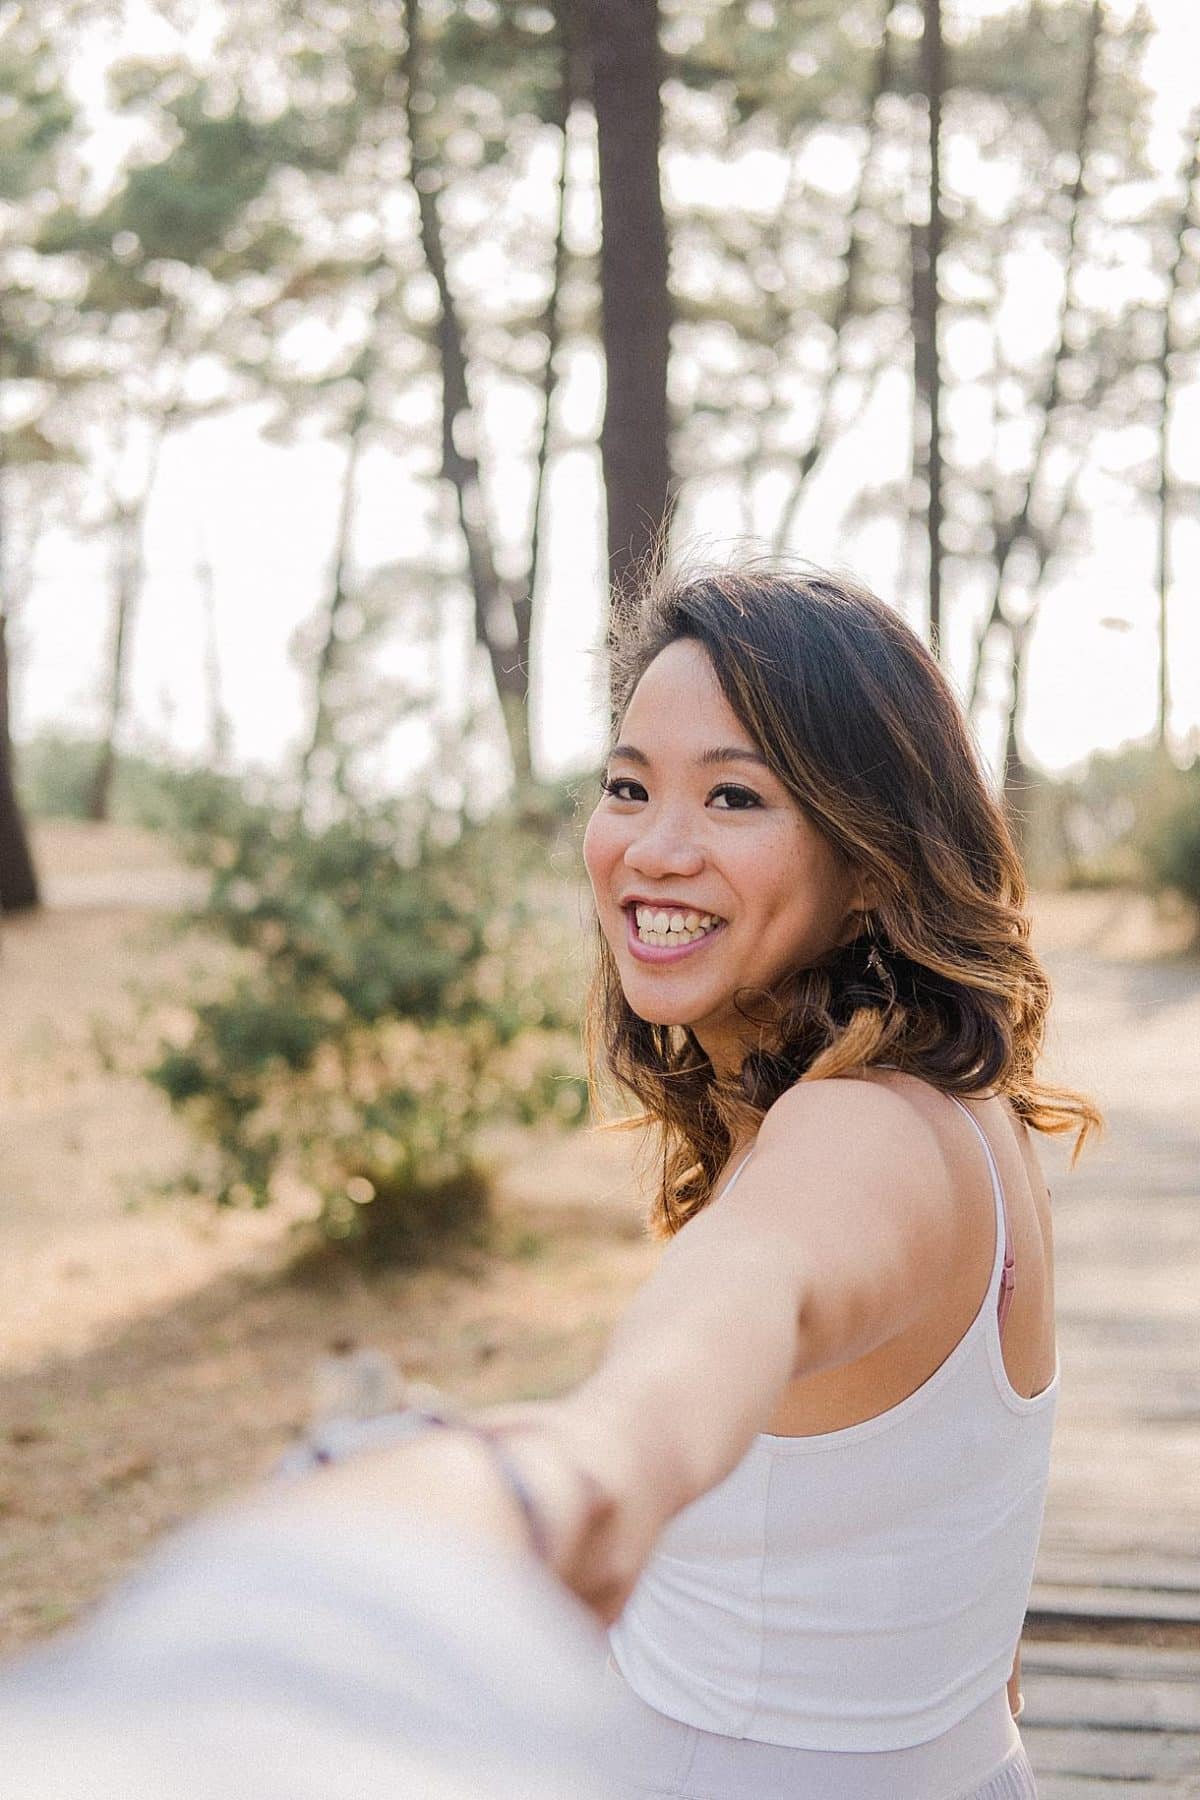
[630,1005,697,1029]
[622,988,716,1033]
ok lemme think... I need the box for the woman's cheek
[581,809,613,895]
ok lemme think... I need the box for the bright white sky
[12,0,1200,794]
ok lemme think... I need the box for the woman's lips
[623,906,727,965]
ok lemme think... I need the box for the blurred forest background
[4,0,1200,1263]
[3,0,1199,1241]
[1,0,1200,1652]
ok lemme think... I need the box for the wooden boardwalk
[1020,931,1200,1796]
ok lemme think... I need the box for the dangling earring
[864,915,896,1003]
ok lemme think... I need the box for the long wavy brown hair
[584,562,1102,1238]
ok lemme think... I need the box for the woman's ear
[855,871,883,914]
[835,874,883,949]
[836,904,872,949]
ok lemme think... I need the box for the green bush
[1136,760,1200,915]
[1024,744,1196,894]
[147,789,589,1263]
[16,731,98,819]
[17,728,245,830]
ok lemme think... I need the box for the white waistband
[599,1657,1024,1800]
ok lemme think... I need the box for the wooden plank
[1037,1776,1200,1798]
[1038,1534,1200,1574]
[1026,1726,1200,1782]
[1035,1553,1200,1597]
[1029,1582,1200,1624]
[1023,1643,1200,1683]
[1023,1672,1200,1731]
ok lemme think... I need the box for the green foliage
[1024,745,1200,908]
[37,85,351,281]
[1136,760,1200,915]
[0,12,74,202]
[16,730,243,830]
[1032,747,1155,889]
[17,731,109,819]
[146,789,588,1263]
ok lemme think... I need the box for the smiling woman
[585,565,1099,1238]
[502,562,1101,1798]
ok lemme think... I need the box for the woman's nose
[623,814,705,881]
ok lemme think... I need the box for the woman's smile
[624,901,728,961]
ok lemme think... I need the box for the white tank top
[608,1096,1060,1751]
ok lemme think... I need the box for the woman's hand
[464,1399,664,1626]
[259,1390,660,1627]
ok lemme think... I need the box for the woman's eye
[599,777,762,809]
[600,776,646,802]
[710,784,762,810]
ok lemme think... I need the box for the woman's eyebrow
[607,743,769,769]
[697,746,770,769]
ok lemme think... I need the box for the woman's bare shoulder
[761,1068,949,1141]
[755,1072,953,1196]
[720,1075,963,1370]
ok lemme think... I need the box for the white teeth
[633,906,719,930]
[630,905,722,947]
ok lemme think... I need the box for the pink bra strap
[997,1214,1015,1338]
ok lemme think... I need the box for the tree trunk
[770,3,895,554]
[401,0,534,788]
[302,387,369,797]
[87,400,174,822]
[585,0,672,632]
[197,535,231,770]
[524,5,576,663]
[914,0,945,655]
[966,0,1102,718]
[86,500,140,821]
[0,314,41,911]
[0,610,40,913]
[1155,108,1200,753]
[1002,616,1033,852]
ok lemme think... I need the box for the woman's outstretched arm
[459,1076,957,1621]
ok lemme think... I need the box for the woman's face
[582,638,863,1076]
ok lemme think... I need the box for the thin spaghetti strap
[717,1147,756,1204]
[944,1096,1015,1337]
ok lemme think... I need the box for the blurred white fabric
[0,1506,619,1800]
